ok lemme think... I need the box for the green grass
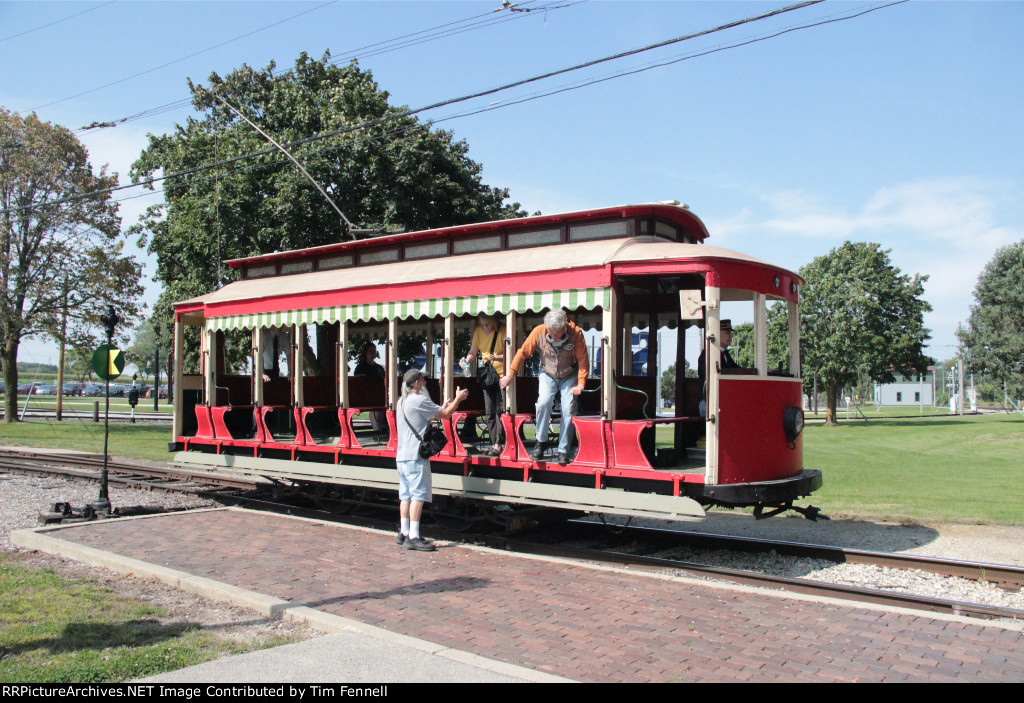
[0,552,297,683]
[802,413,1024,525]
[0,419,174,464]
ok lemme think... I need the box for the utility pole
[957,323,965,416]
[55,274,69,421]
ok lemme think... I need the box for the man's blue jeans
[535,373,577,454]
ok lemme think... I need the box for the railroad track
[562,521,1024,591]
[3,447,1022,622]
[0,408,171,422]
[476,529,1024,622]
[0,447,260,495]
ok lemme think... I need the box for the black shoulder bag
[477,331,500,390]
[401,397,448,459]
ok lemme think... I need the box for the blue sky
[3,0,1022,370]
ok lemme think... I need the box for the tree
[65,345,97,383]
[661,363,676,400]
[126,318,161,379]
[130,52,527,350]
[799,241,932,425]
[732,322,755,368]
[959,241,1024,400]
[1,109,144,421]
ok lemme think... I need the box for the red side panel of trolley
[716,378,803,484]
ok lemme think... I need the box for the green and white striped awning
[206,288,610,331]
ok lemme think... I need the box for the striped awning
[206,288,610,331]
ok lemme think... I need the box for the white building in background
[873,368,935,406]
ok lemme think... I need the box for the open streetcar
[170,201,821,524]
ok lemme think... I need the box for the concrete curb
[11,525,573,683]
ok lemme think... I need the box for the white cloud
[715,177,1024,357]
[756,177,1021,248]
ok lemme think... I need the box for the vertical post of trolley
[705,286,721,485]
[204,323,217,409]
[337,320,349,409]
[253,327,264,408]
[788,299,801,380]
[443,314,455,402]
[602,287,617,422]
[172,314,184,439]
[387,318,400,411]
[505,311,517,415]
[754,292,768,374]
[293,323,304,408]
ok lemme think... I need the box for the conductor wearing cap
[698,319,738,417]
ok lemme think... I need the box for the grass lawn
[802,413,1024,525]
[0,419,174,464]
[0,552,297,683]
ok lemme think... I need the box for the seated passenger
[499,310,588,466]
[462,313,506,456]
[301,328,325,377]
[354,342,387,439]
[261,326,291,382]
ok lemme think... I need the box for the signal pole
[91,305,120,516]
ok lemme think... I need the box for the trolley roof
[222,201,711,271]
[181,236,799,309]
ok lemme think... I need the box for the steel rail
[0,451,260,492]
[569,521,1024,591]
[477,534,1024,622]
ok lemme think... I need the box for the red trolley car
[170,201,820,522]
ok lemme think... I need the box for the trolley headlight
[783,406,804,446]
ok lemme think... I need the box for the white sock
[410,521,421,540]
[401,518,410,536]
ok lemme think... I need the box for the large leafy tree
[959,241,1024,400]
[1,109,143,421]
[131,52,527,346]
[799,241,932,425]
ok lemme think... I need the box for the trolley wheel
[431,498,481,532]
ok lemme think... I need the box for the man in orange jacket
[500,309,588,465]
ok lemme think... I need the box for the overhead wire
[32,1,342,112]
[4,0,906,218]
[326,1,586,63]
[0,1,115,43]
[424,1,909,124]
[70,0,573,134]
[324,0,548,63]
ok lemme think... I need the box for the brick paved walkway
[40,509,1024,682]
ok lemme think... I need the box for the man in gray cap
[396,368,469,551]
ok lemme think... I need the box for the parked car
[82,384,104,397]
[17,383,34,395]
[146,385,168,399]
[62,382,84,396]
[34,384,57,395]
